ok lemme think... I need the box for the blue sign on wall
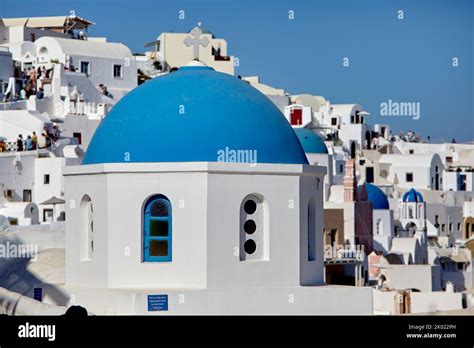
[33,287,43,302]
[147,294,168,311]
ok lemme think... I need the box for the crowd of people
[18,66,50,100]
[2,65,51,103]
[397,130,422,143]
[0,126,61,153]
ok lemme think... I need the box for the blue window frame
[144,195,172,262]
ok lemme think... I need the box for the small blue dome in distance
[359,183,389,210]
[294,128,328,154]
[82,65,308,165]
[403,188,424,203]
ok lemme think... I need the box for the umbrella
[40,196,65,205]
[40,196,65,222]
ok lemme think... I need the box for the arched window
[144,195,172,262]
[376,219,382,235]
[408,205,414,219]
[308,197,316,261]
[80,195,93,261]
[406,222,417,236]
[240,194,268,261]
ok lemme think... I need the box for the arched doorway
[463,217,474,240]
[434,166,440,190]
[365,130,371,149]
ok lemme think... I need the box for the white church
[60,58,373,314]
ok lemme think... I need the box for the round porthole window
[244,200,257,215]
[244,239,257,254]
[244,219,256,234]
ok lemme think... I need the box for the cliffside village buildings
[0,14,473,315]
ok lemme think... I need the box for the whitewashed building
[379,153,444,190]
[388,189,428,264]
[35,36,136,100]
[283,95,372,158]
[144,24,234,75]
[0,147,81,225]
[60,62,373,314]
[0,15,93,44]
[0,46,12,98]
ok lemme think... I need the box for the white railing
[337,248,365,261]
[0,100,28,110]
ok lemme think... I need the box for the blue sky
[1,0,472,142]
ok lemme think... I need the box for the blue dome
[294,128,328,154]
[359,183,389,210]
[83,66,308,165]
[403,188,424,203]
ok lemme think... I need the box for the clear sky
[1,0,472,142]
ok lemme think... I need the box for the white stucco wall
[205,164,325,288]
[373,209,393,253]
[33,157,65,222]
[372,289,397,314]
[158,32,234,75]
[0,153,65,223]
[410,292,463,313]
[0,47,12,96]
[34,36,137,99]
[380,264,441,292]
[0,41,36,65]
[41,283,373,314]
[0,151,36,202]
[64,162,326,290]
[338,124,367,153]
[61,115,102,150]
[0,110,50,143]
[464,201,474,218]
[373,289,463,314]
[306,153,332,201]
[284,104,312,127]
[426,203,463,240]
[444,171,474,192]
[380,154,444,190]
